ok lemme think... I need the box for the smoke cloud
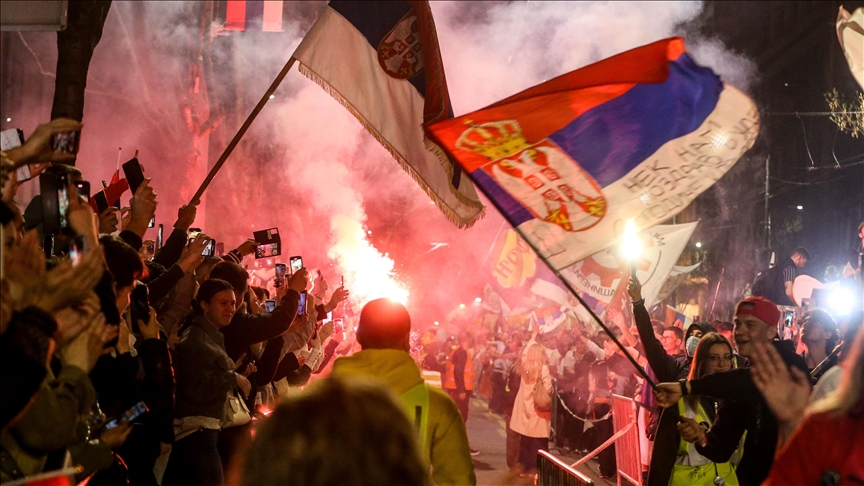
[1,1,758,327]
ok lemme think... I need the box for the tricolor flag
[426,38,759,268]
[292,1,485,228]
[223,1,284,33]
[665,305,693,330]
[837,6,864,89]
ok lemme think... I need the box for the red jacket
[763,409,864,486]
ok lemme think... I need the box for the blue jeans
[162,429,223,486]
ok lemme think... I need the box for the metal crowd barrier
[537,450,594,486]
[611,395,642,486]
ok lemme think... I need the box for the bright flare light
[826,288,854,316]
[621,219,643,260]
[328,215,409,306]
[475,297,482,303]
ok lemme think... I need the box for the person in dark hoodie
[653,296,808,486]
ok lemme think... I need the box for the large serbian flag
[837,6,864,89]
[427,38,759,269]
[292,1,485,228]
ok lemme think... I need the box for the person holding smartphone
[164,279,245,486]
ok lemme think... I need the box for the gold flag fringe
[297,62,486,229]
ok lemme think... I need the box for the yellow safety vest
[669,399,740,486]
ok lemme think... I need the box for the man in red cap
[652,296,808,486]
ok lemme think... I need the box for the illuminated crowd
[2,120,864,486]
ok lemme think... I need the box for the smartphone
[75,181,90,201]
[289,256,303,274]
[274,263,287,288]
[334,317,344,339]
[148,216,155,228]
[297,291,307,317]
[56,173,71,231]
[0,128,24,151]
[253,227,281,259]
[326,311,333,322]
[188,227,202,239]
[202,239,216,257]
[51,130,80,155]
[144,240,155,256]
[157,224,164,250]
[68,235,87,266]
[216,242,224,256]
[264,299,276,313]
[103,401,148,430]
[129,283,150,334]
[122,157,145,195]
[93,190,110,213]
[0,129,38,184]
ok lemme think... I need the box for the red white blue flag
[292,1,485,228]
[426,38,759,268]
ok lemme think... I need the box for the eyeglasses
[660,336,676,341]
[707,355,733,365]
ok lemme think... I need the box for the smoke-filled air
[5,1,757,325]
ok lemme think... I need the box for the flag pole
[189,56,297,205]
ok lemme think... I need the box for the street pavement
[465,399,617,486]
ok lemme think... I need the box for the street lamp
[621,219,642,277]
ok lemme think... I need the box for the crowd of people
[1,118,863,486]
[415,264,863,485]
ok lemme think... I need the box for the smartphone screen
[264,299,276,313]
[75,181,90,201]
[68,235,87,266]
[122,157,145,195]
[297,291,307,317]
[50,131,80,155]
[202,239,216,257]
[148,216,155,228]
[129,284,150,334]
[0,128,24,151]
[56,173,70,230]
[274,263,287,287]
[157,224,164,250]
[255,242,281,259]
[103,401,148,430]
[289,256,303,274]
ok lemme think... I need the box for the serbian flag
[426,38,759,268]
[665,305,693,330]
[224,1,284,32]
[837,6,864,89]
[292,1,485,228]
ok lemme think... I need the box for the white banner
[560,222,698,308]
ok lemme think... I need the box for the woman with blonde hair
[509,327,554,476]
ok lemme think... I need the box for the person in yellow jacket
[330,299,476,486]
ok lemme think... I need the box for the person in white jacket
[509,328,554,476]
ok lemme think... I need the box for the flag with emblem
[560,222,698,311]
[291,0,485,228]
[426,38,759,268]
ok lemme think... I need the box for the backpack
[750,266,777,299]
